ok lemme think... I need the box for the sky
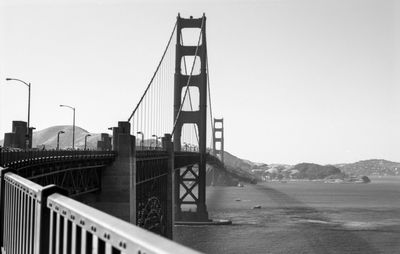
[0,0,399,165]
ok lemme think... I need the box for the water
[175,177,400,253]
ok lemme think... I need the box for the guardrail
[0,167,201,254]
[47,193,198,254]
[0,150,116,168]
[0,168,63,254]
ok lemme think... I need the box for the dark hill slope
[292,163,341,179]
[223,151,255,172]
[208,150,259,184]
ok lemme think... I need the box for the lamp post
[59,104,75,150]
[137,131,144,150]
[158,137,162,150]
[5,78,31,150]
[84,134,91,150]
[56,130,65,150]
[151,134,158,150]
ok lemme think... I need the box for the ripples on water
[175,177,400,254]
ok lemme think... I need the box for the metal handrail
[0,170,62,254]
[47,193,201,254]
[3,172,43,254]
[0,150,116,168]
[0,168,201,254]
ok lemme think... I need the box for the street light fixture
[56,131,65,150]
[5,78,31,150]
[59,104,75,150]
[158,137,162,150]
[84,134,91,150]
[151,134,158,150]
[137,131,144,150]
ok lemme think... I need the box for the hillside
[223,151,256,172]
[337,159,400,176]
[217,151,262,182]
[291,163,342,180]
[33,125,102,150]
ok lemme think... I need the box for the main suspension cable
[128,21,177,122]
[207,52,215,149]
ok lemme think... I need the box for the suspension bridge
[0,13,229,253]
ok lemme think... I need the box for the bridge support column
[162,134,175,239]
[94,121,136,223]
[173,14,210,223]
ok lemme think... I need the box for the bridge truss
[0,150,116,197]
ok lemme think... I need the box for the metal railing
[3,172,40,254]
[0,169,63,254]
[47,193,198,254]
[0,150,116,168]
[0,167,201,254]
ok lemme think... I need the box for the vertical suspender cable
[128,22,177,122]
[207,54,215,149]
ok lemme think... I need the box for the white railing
[0,171,60,254]
[47,193,199,254]
[0,167,201,254]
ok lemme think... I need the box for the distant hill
[337,159,400,176]
[291,163,342,180]
[223,151,257,172]
[32,125,103,150]
[0,125,100,149]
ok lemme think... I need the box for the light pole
[56,131,65,150]
[158,137,162,150]
[60,104,75,150]
[84,134,91,150]
[5,78,31,150]
[151,134,158,150]
[137,131,144,150]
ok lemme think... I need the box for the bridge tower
[213,118,224,163]
[173,14,209,221]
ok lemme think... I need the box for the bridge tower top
[213,118,224,163]
[173,14,207,152]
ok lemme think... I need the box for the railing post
[0,167,14,249]
[163,134,174,239]
[34,185,67,254]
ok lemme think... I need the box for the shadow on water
[254,184,381,254]
[176,183,390,254]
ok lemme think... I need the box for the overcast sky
[0,0,399,165]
